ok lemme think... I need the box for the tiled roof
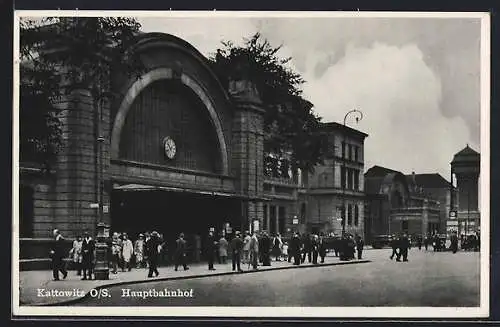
[406,173,452,189]
[364,165,400,178]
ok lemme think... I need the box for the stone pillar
[266,204,271,233]
[275,205,280,236]
[422,199,429,236]
[37,89,100,239]
[230,79,266,231]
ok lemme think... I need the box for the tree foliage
[209,33,327,175]
[19,17,143,170]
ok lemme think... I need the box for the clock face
[163,137,176,159]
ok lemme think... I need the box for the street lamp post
[341,109,363,236]
[93,100,109,280]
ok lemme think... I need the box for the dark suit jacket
[52,235,66,259]
[82,238,95,260]
[231,237,243,254]
[146,237,160,258]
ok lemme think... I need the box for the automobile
[371,234,393,249]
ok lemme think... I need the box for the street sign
[292,218,299,225]
[103,205,109,213]
[226,227,233,234]
[89,203,99,209]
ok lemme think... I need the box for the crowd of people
[49,227,368,281]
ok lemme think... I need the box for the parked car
[371,235,393,249]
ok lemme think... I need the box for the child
[282,242,289,262]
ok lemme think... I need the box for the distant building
[302,122,368,236]
[364,166,451,241]
[405,172,457,234]
[449,145,480,235]
[262,122,368,237]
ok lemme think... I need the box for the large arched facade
[106,33,243,251]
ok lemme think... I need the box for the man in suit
[399,233,410,262]
[50,229,68,281]
[174,232,189,271]
[355,234,364,259]
[230,231,244,272]
[81,231,95,280]
[207,230,218,270]
[290,232,302,266]
[146,231,160,277]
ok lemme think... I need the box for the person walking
[69,235,83,276]
[249,231,259,270]
[121,233,134,272]
[134,234,145,268]
[110,233,121,274]
[290,232,302,265]
[260,231,272,266]
[424,234,429,251]
[174,233,189,271]
[390,234,400,261]
[355,234,364,260]
[318,234,327,263]
[399,233,410,262]
[207,230,218,270]
[302,234,312,263]
[218,234,229,264]
[230,231,244,272]
[50,229,68,281]
[81,232,95,280]
[450,231,459,254]
[282,241,289,262]
[146,231,160,277]
[272,234,283,261]
[242,231,251,264]
[311,234,319,264]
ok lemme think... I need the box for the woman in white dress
[121,233,134,272]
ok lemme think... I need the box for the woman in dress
[134,234,145,268]
[69,235,83,275]
[121,233,134,272]
[218,235,229,264]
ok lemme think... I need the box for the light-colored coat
[250,235,259,254]
[218,237,228,257]
[243,235,251,251]
[122,239,134,263]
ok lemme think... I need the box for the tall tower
[450,145,480,235]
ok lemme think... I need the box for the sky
[137,14,484,180]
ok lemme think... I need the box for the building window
[348,144,353,161]
[354,204,359,226]
[347,169,353,189]
[354,169,360,190]
[347,204,352,226]
[354,146,359,162]
[278,206,286,235]
[341,141,346,159]
[341,167,346,189]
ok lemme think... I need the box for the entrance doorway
[111,189,241,261]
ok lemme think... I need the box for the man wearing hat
[146,231,160,277]
[174,232,189,271]
[50,229,68,281]
[230,231,244,272]
[207,229,218,270]
[81,231,95,280]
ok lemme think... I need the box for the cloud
[300,42,474,178]
[137,16,482,179]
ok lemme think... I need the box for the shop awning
[113,183,270,201]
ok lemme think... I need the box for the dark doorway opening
[111,189,241,263]
[20,185,34,238]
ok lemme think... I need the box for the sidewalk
[19,255,370,306]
